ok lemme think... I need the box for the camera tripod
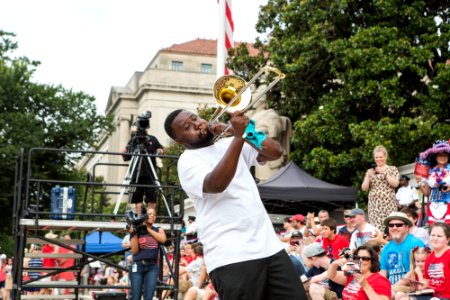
[114,146,172,217]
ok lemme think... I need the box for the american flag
[217,0,234,76]
[138,235,159,249]
[428,262,444,278]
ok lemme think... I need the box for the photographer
[129,207,167,300]
[328,245,391,300]
[122,111,164,214]
[361,145,400,231]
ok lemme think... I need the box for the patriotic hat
[419,140,450,162]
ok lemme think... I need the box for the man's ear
[173,136,188,148]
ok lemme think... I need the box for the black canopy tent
[257,161,357,215]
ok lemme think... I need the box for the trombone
[209,66,286,136]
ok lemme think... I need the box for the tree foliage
[0,31,114,232]
[227,0,450,206]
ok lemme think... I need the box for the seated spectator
[400,207,429,245]
[290,214,307,235]
[181,244,204,287]
[393,246,431,299]
[348,208,381,249]
[321,218,350,259]
[279,216,299,243]
[338,209,356,242]
[421,223,450,299]
[380,212,424,285]
[286,231,307,275]
[26,245,43,295]
[303,242,344,300]
[307,211,329,237]
[183,243,197,266]
[328,244,391,300]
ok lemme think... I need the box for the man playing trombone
[164,109,307,299]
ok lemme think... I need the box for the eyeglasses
[344,215,352,218]
[388,223,405,228]
[353,256,371,262]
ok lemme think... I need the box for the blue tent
[84,231,123,253]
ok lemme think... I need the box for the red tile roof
[161,38,259,56]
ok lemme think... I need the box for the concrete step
[23,280,78,287]
[23,267,80,273]
[27,237,85,245]
[25,253,82,259]
[21,294,77,299]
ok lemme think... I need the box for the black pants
[209,249,307,300]
[130,176,156,205]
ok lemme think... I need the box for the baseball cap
[348,208,365,217]
[0,254,6,260]
[289,214,305,223]
[303,242,325,258]
[291,231,303,238]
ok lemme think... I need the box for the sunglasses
[353,256,371,262]
[388,223,405,228]
[344,215,352,218]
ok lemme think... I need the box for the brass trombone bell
[213,75,252,113]
[209,66,285,130]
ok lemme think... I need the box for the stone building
[77,39,264,200]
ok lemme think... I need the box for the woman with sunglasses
[328,245,391,300]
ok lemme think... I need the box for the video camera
[136,111,152,134]
[124,111,153,157]
[439,183,449,192]
[125,208,148,228]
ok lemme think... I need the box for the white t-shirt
[185,257,204,287]
[411,226,429,245]
[396,186,419,206]
[178,138,283,272]
[185,222,197,235]
[349,223,380,249]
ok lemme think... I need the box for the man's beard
[189,129,215,148]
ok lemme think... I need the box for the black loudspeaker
[93,292,127,300]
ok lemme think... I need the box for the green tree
[228,1,450,206]
[0,31,114,233]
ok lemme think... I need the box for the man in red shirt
[320,219,349,259]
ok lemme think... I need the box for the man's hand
[229,111,250,138]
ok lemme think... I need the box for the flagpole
[217,0,226,78]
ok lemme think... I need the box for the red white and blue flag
[217,0,234,76]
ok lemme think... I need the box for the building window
[171,61,183,71]
[201,63,212,73]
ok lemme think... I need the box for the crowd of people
[3,106,449,300]
[279,208,450,300]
